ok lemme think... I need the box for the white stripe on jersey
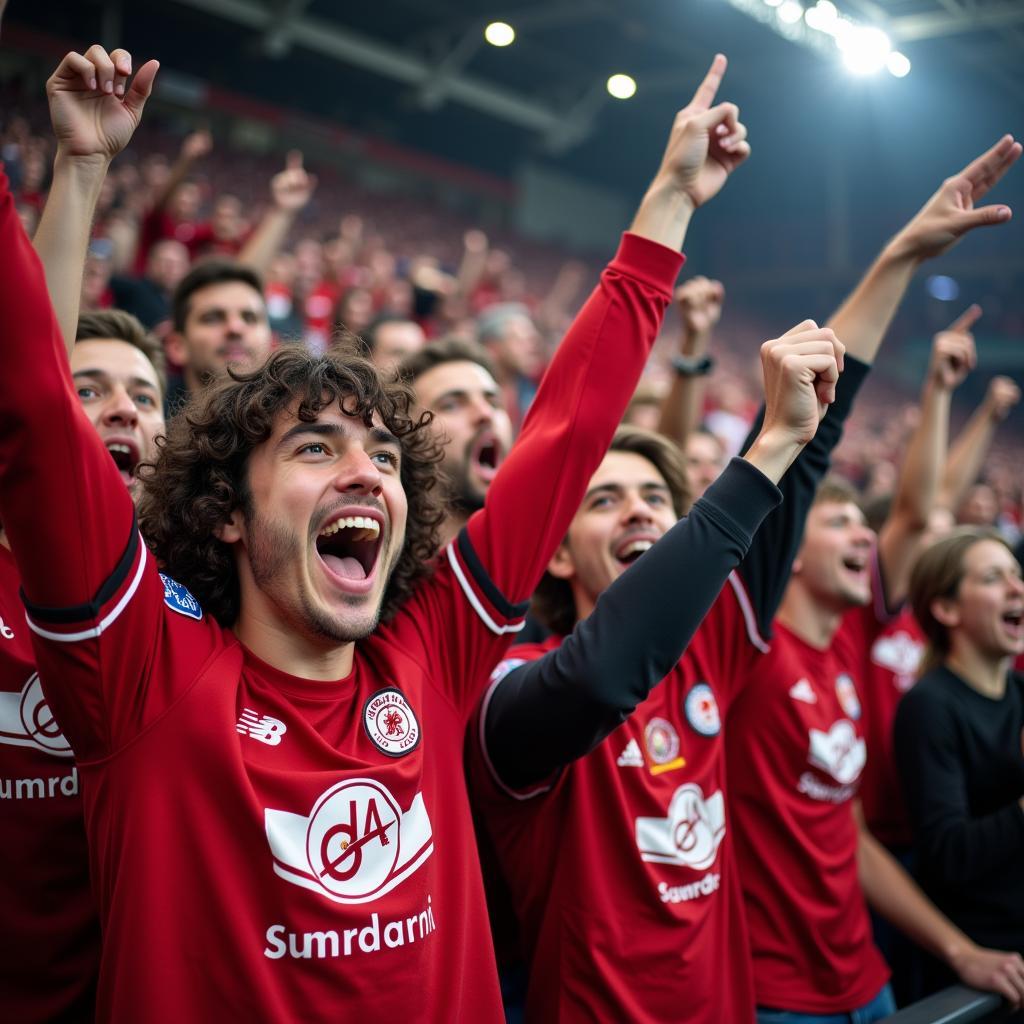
[726,571,770,654]
[445,543,526,637]
[25,536,149,643]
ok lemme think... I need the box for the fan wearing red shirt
[0,45,165,1022]
[0,47,726,1023]
[724,137,1024,1023]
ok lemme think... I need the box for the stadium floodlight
[887,51,911,78]
[607,74,638,99]
[484,21,516,47]
[804,0,838,32]
[838,24,892,74]
[778,1,804,24]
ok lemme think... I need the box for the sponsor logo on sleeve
[362,688,420,758]
[236,709,287,746]
[161,574,203,621]
[265,778,433,905]
[835,674,862,720]
[636,783,726,871]
[0,674,73,757]
[684,683,721,737]
[807,720,866,787]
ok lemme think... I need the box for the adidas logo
[789,678,817,705]
[617,738,644,768]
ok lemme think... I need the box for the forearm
[858,823,974,967]
[485,458,782,788]
[238,205,293,277]
[630,180,694,252]
[33,153,109,352]
[466,232,683,606]
[738,356,871,634]
[941,405,999,510]
[826,243,919,365]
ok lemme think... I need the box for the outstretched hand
[760,321,845,446]
[47,46,158,163]
[650,54,750,209]
[271,150,317,213]
[894,136,1022,262]
[929,305,979,390]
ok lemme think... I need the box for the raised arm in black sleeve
[736,356,871,637]
[484,457,781,790]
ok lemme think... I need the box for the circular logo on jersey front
[644,717,680,765]
[19,674,71,755]
[835,674,862,720]
[363,688,421,758]
[305,778,402,901]
[684,682,721,737]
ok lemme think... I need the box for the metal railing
[883,986,1020,1023]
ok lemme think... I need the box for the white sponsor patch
[265,777,433,905]
[636,783,726,870]
[363,688,420,758]
[684,683,721,737]
[0,674,73,757]
[808,720,866,787]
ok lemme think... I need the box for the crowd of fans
[0,31,1022,1024]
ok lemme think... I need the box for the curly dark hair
[137,343,445,628]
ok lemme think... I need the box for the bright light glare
[484,21,515,47]
[839,25,891,74]
[763,0,784,7]
[926,275,959,301]
[887,51,911,77]
[607,73,637,99]
[805,0,838,31]
[778,0,804,23]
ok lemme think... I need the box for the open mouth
[841,555,868,575]
[105,439,141,485]
[614,536,656,568]
[315,514,384,588]
[470,431,504,483]
[1002,609,1024,636]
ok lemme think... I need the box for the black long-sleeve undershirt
[486,458,780,789]
[486,357,870,791]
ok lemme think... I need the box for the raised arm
[149,128,210,214]
[237,150,317,277]
[940,375,1021,513]
[33,46,157,351]
[828,136,1020,366]
[465,54,750,610]
[656,276,724,448]
[878,309,977,607]
[482,328,844,790]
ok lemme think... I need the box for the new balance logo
[789,678,817,705]
[237,709,287,746]
[617,738,644,767]
[0,615,14,640]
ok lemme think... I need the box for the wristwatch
[670,353,715,377]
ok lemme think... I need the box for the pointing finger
[688,53,727,113]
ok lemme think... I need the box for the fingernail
[116,83,125,96]
[90,78,97,90]
[104,80,113,93]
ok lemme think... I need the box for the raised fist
[986,376,1021,422]
[929,305,979,391]
[675,276,724,341]
[271,150,317,213]
[181,129,212,162]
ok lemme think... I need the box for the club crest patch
[363,688,421,758]
[644,717,680,765]
[835,674,861,720]
[684,682,721,737]
[160,574,203,620]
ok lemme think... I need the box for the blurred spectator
[110,238,189,332]
[478,302,544,429]
[361,315,425,374]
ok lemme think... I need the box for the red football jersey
[0,545,99,1022]
[860,607,925,846]
[470,575,768,1024]
[0,165,682,1023]
[725,594,891,1013]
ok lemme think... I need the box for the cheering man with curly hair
[0,46,751,1021]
